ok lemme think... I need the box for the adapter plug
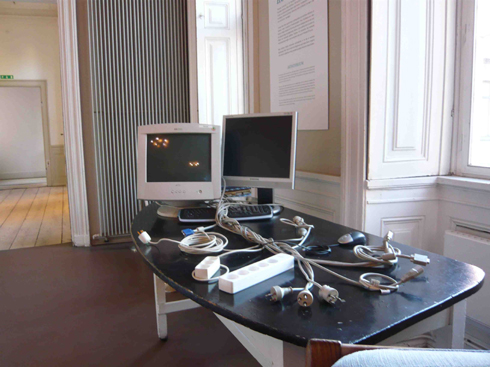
[266,286,293,302]
[318,285,344,304]
[297,289,314,307]
[411,254,430,266]
[138,230,151,244]
[384,230,394,242]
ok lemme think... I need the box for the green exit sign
[0,75,14,80]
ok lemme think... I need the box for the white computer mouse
[338,231,366,246]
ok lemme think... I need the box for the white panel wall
[365,178,439,251]
[368,0,455,179]
[364,177,490,255]
[0,13,64,145]
[0,87,46,179]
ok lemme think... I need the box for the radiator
[444,230,490,327]
[87,0,190,237]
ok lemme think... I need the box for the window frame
[453,0,490,179]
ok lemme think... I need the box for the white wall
[0,12,64,146]
[0,87,46,179]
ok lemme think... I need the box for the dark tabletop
[131,203,484,347]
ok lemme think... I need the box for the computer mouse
[338,231,366,246]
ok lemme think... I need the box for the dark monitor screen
[223,115,293,179]
[146,133,211,182]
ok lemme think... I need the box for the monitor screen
[146,133,211,182]
[223,115,293,179]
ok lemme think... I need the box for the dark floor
[0,243,260,367]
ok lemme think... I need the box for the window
[454,0,490,178]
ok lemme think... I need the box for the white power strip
[219,254,294,294]
[194,256,220,280]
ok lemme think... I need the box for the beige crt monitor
[137,123,221,216]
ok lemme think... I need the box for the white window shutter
[368,0,455,180]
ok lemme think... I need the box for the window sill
[437,176,490,193]
[366,175,490,193]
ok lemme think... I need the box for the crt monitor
[222,112,298,191]
[137,123,221,216]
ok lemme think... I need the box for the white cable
[149,231,228,255]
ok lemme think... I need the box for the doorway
[0,1,71,250]
[0,81,52,187]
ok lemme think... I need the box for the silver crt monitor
[137,123,221,216]
[222,112,298,190]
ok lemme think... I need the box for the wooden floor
[0,186,71,250]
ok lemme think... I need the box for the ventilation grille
[87,0,190,237]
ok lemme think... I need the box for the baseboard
[0,171,46,180]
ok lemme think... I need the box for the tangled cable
[213,179,427,296]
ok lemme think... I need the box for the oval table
[131,203,484,366]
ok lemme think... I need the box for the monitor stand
[157,205,181,218]
[257,188,274,205]
[156,201,207,218]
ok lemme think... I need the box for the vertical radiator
[87,0,190,237]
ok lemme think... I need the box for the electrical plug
[137,230,151,244]
[400,266,425,283]
[293,216,305,226]
[266,286,293,302]
[297,227,308,236]
[319,285,344,304]
[297,289,314,307]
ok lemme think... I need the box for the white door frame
[57,0,90,247]
[340,0,369,231]
[0,80,52,185]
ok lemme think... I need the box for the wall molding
[57,0,90,247]
[366,177,438,190]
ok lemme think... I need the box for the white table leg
[154,274,168,340]
[214,313,303,367]
[153,274,201,340]
[450,300,467,349]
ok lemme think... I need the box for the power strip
[219,254,294,294]
[194,256,220,280]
